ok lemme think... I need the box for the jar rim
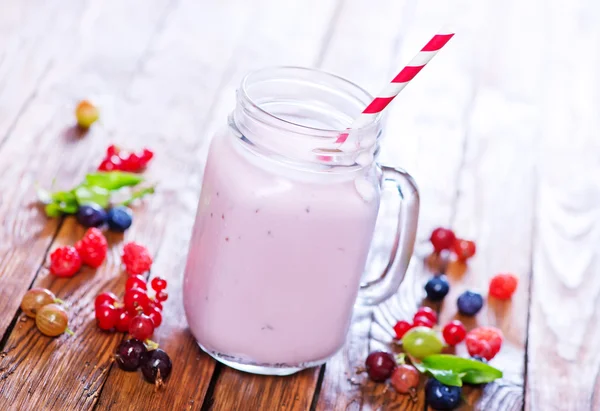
[239,66,381,137]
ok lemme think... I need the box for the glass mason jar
[183,67,419,376]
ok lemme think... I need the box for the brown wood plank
[525,0,600,408]
[0,0,95,340]
[0,0,191,408]
[315,0,479,408]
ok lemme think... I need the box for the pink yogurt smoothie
[183,130,380,366]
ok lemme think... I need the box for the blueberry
[425,275,450,301]
[457,290,483,316]
[426,379,461,410]
[76,204,107,227]
[107,206,133,232]
[471,355,487,363]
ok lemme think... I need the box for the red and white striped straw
[337,30,455,145]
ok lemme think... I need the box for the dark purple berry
[365,351,396,382]
[140,349,172,388]
[115,338,147,371]
[76,204,107,228]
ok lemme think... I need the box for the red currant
[156,290,168,302]
[430,227,456,253]
[95,303,118,331]
[49,246,82,277]
[150,277,167,292]
[95,292,118,310]
[489,273,518,300]
[106,145,120,156]
[124,287,149,313]
[129,313,155,340]
[465,326,503,360]
[413,315,434,328]
[146,306,163,327]
[414,306,437,324]
[115,308,132,333]
[453,238,476,261]
[393,320,412,340]
[442,320,467,346]
[119,152,143,172]
[125,275,147,291]
[152,301,163,311]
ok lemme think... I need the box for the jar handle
[357,166,420,306]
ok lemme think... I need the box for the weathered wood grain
[0,0,188,408]
[525,0,600,409]
[0,0,94,342]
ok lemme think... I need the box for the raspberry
[122,242,153,275]
[49,246,82,277]
[465,326,503,361]
[75,228,108,268]
[489,273,518,300]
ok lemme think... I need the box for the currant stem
[119,186,156,207]
[144,339,159,350]
[54,298,65,305]
[65,328,75,336]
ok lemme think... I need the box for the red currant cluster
[98,145,154,172]
[49,228,108,277]
[430,227,476,261]
[94,242,168,340]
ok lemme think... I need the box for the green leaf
[422,355,503,385]
[51,190,77,204]
[426,369,463,387]
[74,185,110,208]
[84,171,144,190]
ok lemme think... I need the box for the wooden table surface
[0,0,598,410]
